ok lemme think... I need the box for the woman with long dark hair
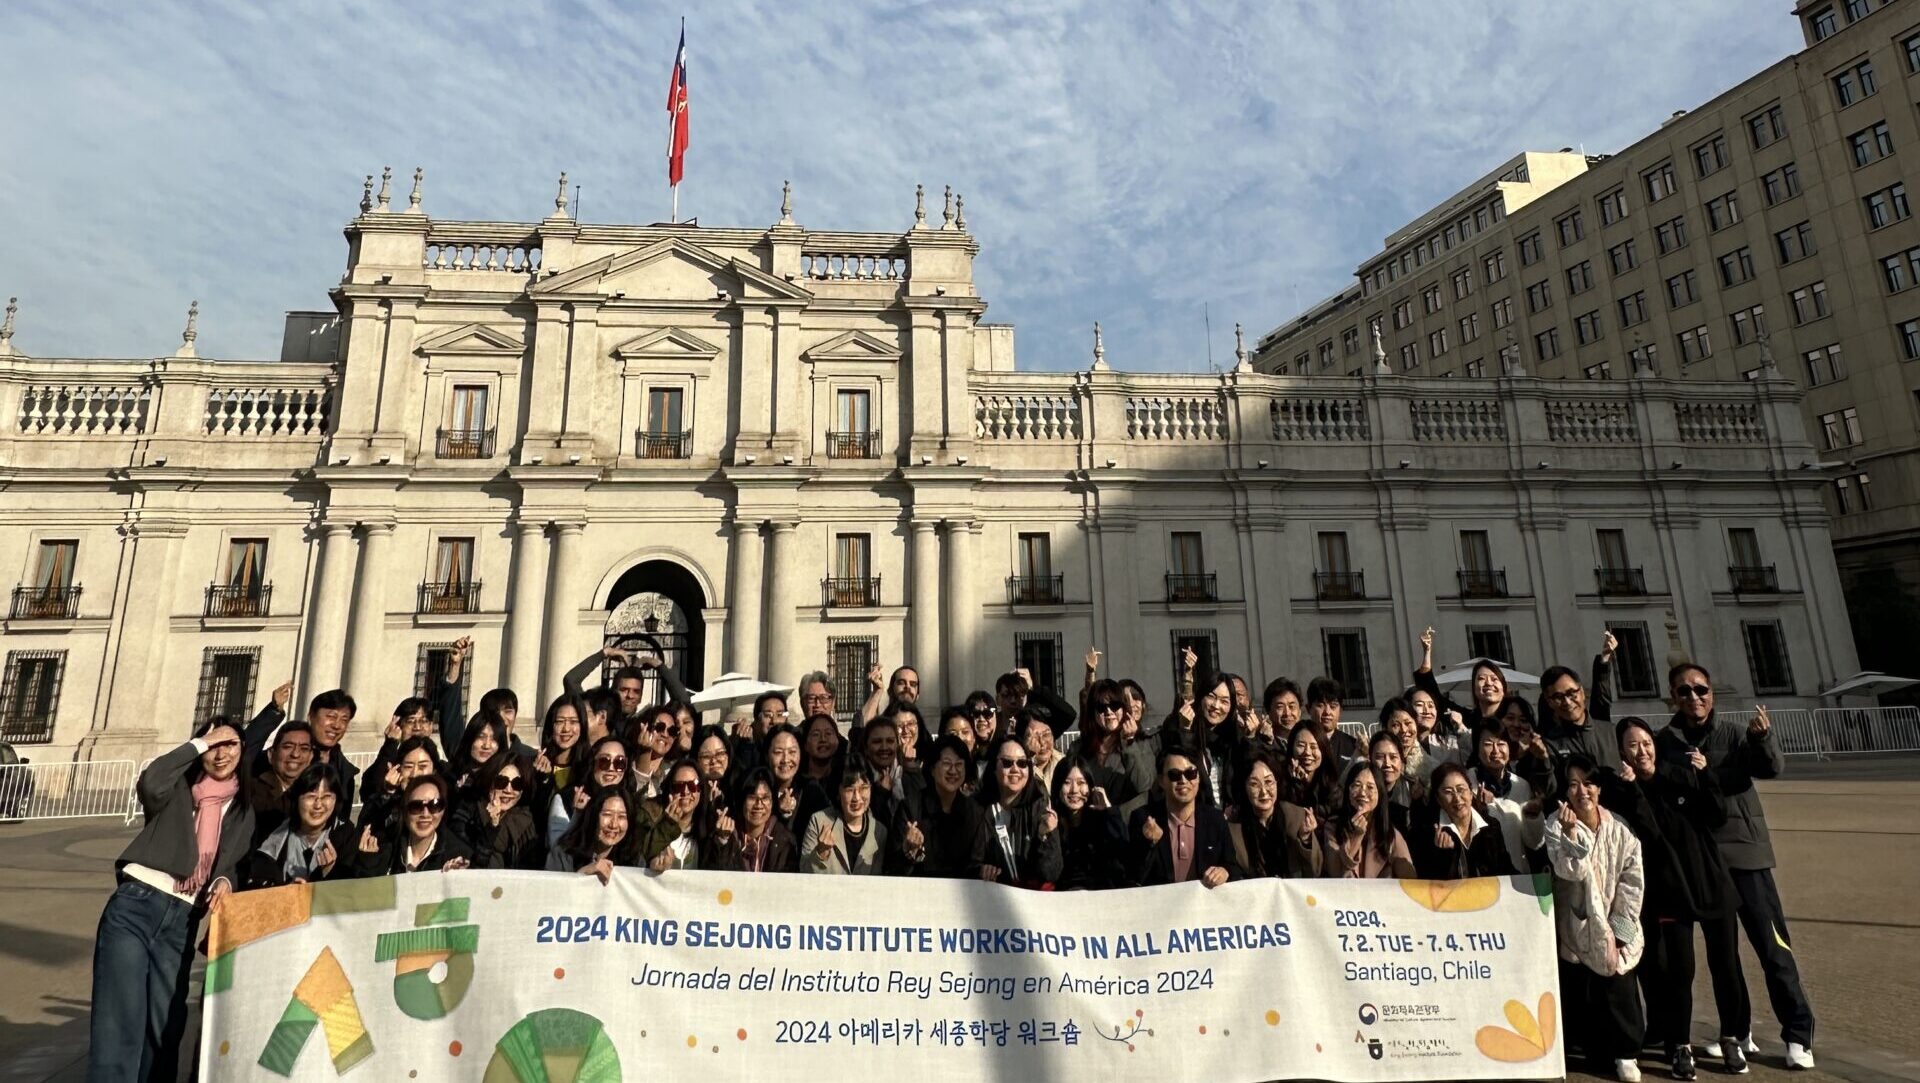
[1546,755,1646,1082]
[448,751,542,870]
[239,764,356,889]
[706,769,800,874]
[1368,729,1424,838]
[347,773,472,876]
[1227,750,1319,878]
[799,712,845,786]
[1464,721,1547,871]
[1406,682,1469,765]
[528,692,587,836]
[1158,671,1236,808]
[358,735,445,831]
[891,735,989,878]
[1318,760,1414,878]
[1280,722,1336,816]
[547,786,646,881]
[761,723,816,833]
[1413,762,1517,879]
[547,735,633,849]
[1411,626,1511,732]
[1050,761,1128,890]
[691,724,738,817]
[447,711,507,789]
[653,760,705,870]
[1065,679,1151,805]
[975,738,1063,888]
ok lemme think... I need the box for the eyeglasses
[593,755,629,772]
[646,722,674,735]
[1164,767,1200,782]
[760,709,790,721]
[1674,684,1712,699]
[405,798,445,815]
[1545,686,1583,701]
[971,707,996,718]
[744,791,773,804]
[667,781,700,795]
[999,757,1031,771]
[696,751,728,764]
[801,695,833,707]
[491,775,525,793]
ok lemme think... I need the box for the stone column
[910,519,943,704]
[97,515,188,745]
[943,519,979,694]
[504,519,550,701]
[726,518,765,677]
[341,520,393,704]
[762,521,799,685]
[540,521,587,708]
[301,522,356,696]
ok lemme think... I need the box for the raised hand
[1084,647,1101,673]
[979,864,1001,882]
[208,880,233,912]
[1687,748,1708,772]
[815,821,838,857]
[666,791,696,826]
[1749,705,1772,738]
[866,663,885,691]
[1015,666,1034,690]
[533,750,553,775]
[451,636,473,657]
[442,856,469,872]
[1600,629,1618,662]
[382,763,402,790]
[1141,816,1164,846]
[1176,700,1196,726]
[1088,786,1110,810]
[1474,785,1495,811]
[314,839,337,873]
[1420,626,1435,666]
[583,857,614,884]
[903,820,925,851]
[1201,866,1228,889]
[573,786,592,811]
[636,653,663,670]
[601,645,630,664]
[384,714,404,741]
[778,789,797,818]
[1180,647,1197,675]
[1298,808,1318,840]
[271,679,294,712]
[1038,807,1058,837]
[358,825,379,853]
[713,810,736,839]
[1555,803,1578,833]
[1433,825,1456,850]
[1619,762,1636,784]
[649,851,674,873]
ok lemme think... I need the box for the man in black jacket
[1539,631,1622,772]
[244,684,359,812]
[1656,662,1814,1071]
[1127,749,1237,887]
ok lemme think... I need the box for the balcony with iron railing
[1164,573,1217,604]
[417,579,482,615]
[1729,564,1780,593]
[823,575,881,608]
[1595,566,1648,596]
[636,429,693,459]
[826,430,880,459]
[9,586,80,620]
[1314,571,1366,602]
[436,427,496,460]
[204,582,272,618]
[1006,575,1064,606]
[1457,568,1509,598]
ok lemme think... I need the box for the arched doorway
[603,560,707,704]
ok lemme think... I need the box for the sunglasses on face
[999,757,1031,771]
[1164,767,1200,782]
[646,721,673,735]
[594,756,628,772]
[1674,684,1712,699]
[405,798,445,815]
[971,708,995,718]
[491,775,525,793]
[1095,701,1124,712]
[667,781,700,795]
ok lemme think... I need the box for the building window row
[1864,182,1909,229]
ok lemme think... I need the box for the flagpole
[671,184,679,224]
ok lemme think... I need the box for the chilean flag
[666,22,689,186]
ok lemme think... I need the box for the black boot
[1671,1044,1697,1080]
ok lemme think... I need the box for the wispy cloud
[0,0,1797,370]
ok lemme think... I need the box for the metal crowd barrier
[0,758,140,824]
[1714,706,1920,759]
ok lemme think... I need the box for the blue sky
[0,1,1799,372]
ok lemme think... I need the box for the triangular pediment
[803,329,901,363]
[413,322,526,355]
[531,237,813,303]
[611,327,722,361]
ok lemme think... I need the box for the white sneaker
[1614,1058,1642,1082]
[1784,1043,1815,1070]
[1743,1035,1760,1055]
[1696,1039,1723,1059]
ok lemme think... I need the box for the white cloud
[0,0,1798,370]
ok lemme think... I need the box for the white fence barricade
[0,759,140,823]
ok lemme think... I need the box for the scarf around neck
[178,772,240,896]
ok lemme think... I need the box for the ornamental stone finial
[779,179,793,224]
[0,296,17,356]
[375,166,393,211]
[914,184,927,227]
[555,172,570,215]
[1757,330,1779,374]
[408,167,423,212]
[1092,322,1108,371]
[359,174,374,214]
[1663,608,1691,671]
[955,192,966,231]
[175,300,199,358]
[1369,318,1391,375]
[1234,322,1250,372]
[942,185,954,228]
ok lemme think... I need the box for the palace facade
[0,177,1859,759]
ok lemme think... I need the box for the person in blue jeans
[89,718,254,1082]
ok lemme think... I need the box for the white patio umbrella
[1819,670,1919,700]
[1432,658,1542,688]
[687,673,793,714]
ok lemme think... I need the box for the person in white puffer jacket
[1547,754,1648,1082]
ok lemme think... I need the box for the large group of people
[92,629,1818,1082]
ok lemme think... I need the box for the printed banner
[201,870,1564,1081]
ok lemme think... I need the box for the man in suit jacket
[1127,748,1238,887]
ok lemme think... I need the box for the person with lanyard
[802,757,888,875]
[89,719,254,1083]
[1128,748,1236,887]
[1546,755,1647,1083]
[1655,664,1814,1072]
[238,764,356,890]
[347,773,472,876]
[707,768,800,874]
[1539,630,1623,772]
[975,737,1064,888]
[547,786,646,882]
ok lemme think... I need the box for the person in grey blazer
[801,760,888,875]
[89,718,254,1083]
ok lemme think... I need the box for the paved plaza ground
[2,759,1915,1082]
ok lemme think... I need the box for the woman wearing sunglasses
[1065,679,1153,806]
[974,738,1064,888]
[546,734,634,850]
[347,773,472,877]
[651,761,705,871]
[357,735,445,832]
[448,752,542,870]
[238,764,356,889]
[548,785,646,882]
[89,719,254,1081]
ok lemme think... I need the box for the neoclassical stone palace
[0,174,1861,759]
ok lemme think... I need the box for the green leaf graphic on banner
[484,1008,622,1083]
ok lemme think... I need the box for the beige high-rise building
[1254,0,1920,672]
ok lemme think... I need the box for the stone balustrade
[1546,398,1640,444]
[1675,401,1765,444]
[18,383,150,435]
[974,391,1082,440]
[1271,394,1370,442]
[799,249,906,281]
[1410,397,1506,443]
[204,386,333,436]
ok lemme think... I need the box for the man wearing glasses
[1127,749,1234,887]
[796,671,838,720]
[1656,663,1815,1072]
[1539,630,1622,772]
